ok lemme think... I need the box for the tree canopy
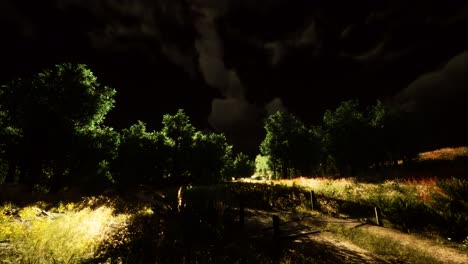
[0,64,240,191]
[0,62,431,191]
[0,63,117,191]
[260,111,321,179]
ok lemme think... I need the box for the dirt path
[242,209,388,263]
[243,209,468,264]
[341,222,468,264]
[313,214,468,264]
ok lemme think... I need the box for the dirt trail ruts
[314,215,468,264]
[243,209,468,264]
[243,209,388,263]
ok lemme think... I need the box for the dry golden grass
[0,197,130,264]
[418,146,468,161]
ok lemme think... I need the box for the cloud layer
[396,50,468,114]
[2,0,468,149]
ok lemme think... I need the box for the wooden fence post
[310,191,316,210]
[374,207,383,226]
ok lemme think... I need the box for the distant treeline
[0,63,254,193]
[257,100,422,179]
[0,63,425,192]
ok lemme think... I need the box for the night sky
[1,1,468,153]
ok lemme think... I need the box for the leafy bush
[254,155,273,179]
[427,177,468,240]
[229,152,255,179]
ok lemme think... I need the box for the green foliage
[368,100,386,129]
[31,63,116,128]
[192,132,233,184]
[113,111,235,186]
[159,109,235,185]
[70,126,121,189]
[254,98,427,178]
[260,111,321,179]
[254,155,272,179]
[1,63,115,132]
[162,109,195,150]
[322,100,368,175]
[228,152,255,179]
[320,99,409,175]
[161,109,196,181]
[375,104,423,167]
[427,177,468,239]
[114,121,170,186]
[0,83,24,184]
[0,63,117,191]
[376,195,434,232]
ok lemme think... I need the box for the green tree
[230,152,255,179]
[0,63,116,191]
[161,109,196,184]
[378,105,422,167]
[366,100,395,168]
[254,155,272,179]
[0,107,23,183]
[192,131,233,184]
[260,111,321,179]
[321,99,409,175]
[114,121,170,187]
[69,126,120,191]
[322,100,369,175]
[113,111,235,187]
[292,127,322,176]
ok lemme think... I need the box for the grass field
[0,147,467,263]
[0,196,132,263]
[238,175,467,242]
[1,176,466,263]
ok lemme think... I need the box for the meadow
[236,176,467,241]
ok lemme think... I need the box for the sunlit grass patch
[326,223,439,264]
[0,199,130,264]
[237,175,467,242]
[418,146,468,161]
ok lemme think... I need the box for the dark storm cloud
[193,3,230,91]
[6,0,467,149]
[57,0,198,76]
[208,98,258,131]
[393,50,468,145]
[191,1,285,135]
[264,19,319,66]
[0,1,36,38]
[191,2,254,128]
[55,0,272,133]
[396,50,468,114]
[265,97,287,115]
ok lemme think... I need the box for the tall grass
[236,176,468,243]
[326,223,439,264]
[0,199,129,263]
